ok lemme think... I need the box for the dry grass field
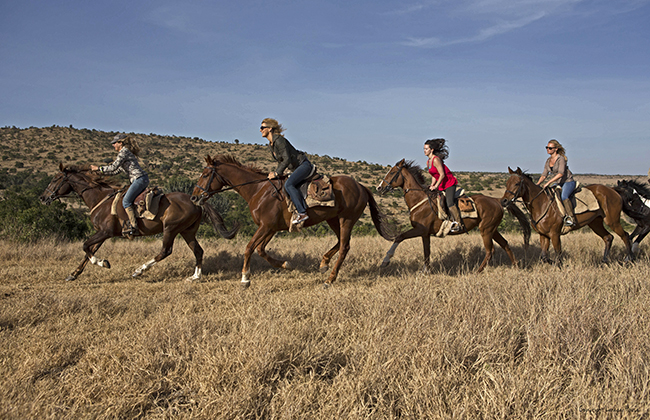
[1,231,649,419]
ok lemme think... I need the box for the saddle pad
[458,196,479,219]
[138,189,164,220]
[554,185,600,215]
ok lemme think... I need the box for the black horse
[614,179,650,255]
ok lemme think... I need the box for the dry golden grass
[1,232,649,419]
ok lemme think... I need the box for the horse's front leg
[631,225,650,255]
[181,229,204,283]
[256,230,287,269]
[550,232,563,266]
[539,235,553,264]
[67,231,111,281]
[325,218,354,285]
[380,225,429,269]
[241,226,274,288]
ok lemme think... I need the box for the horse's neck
[224,164,267,202]
[73,177,114,210]
[402,171,430,208]
[521,178,548,211]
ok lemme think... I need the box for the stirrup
[563,216,575,227]
[450,221,461,233]
[292,213,309,225]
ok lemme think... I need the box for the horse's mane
[620,179,650,200]
[402,160,428,188]
[63,165,121,190]
[212,154,267,176]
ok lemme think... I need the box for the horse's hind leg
[325,218,354,285]
[320,218,341,273]
[133,230,176,278]
[604,215,634,262]
[588,218,614,263]
[493,230,518,267]
[477,231,495,273]
[181,230,204,282]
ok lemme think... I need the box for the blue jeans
[561,181,576,201]
[284,160,313,214]
[123,175,149,209]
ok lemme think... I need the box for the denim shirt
[99,147,147,183]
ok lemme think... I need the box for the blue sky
[2,0,649,175]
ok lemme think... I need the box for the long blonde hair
[261,118,286,135]
[548,139,567,163]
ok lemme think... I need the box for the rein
[196,165,283,198]
[386,162,438,215]
[505,174,553,227]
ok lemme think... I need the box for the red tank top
[427,156,457,191]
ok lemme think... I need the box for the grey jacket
[269,134,308,175]
[99,148,147,183]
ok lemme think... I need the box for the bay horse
[614,179,650,255]
[501,167,633,264]
[40,163,239,282]
[190,154,397,287]
[376,159,531,273]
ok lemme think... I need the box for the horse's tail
[614,185,649,220]
[505,203,531,249]
[201,203,240,239]
[364,185,399,241]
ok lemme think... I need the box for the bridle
[42,172,93,203]
[379,161,438,214]
[503,173,554,227]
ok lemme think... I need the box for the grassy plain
[1,231,649,419]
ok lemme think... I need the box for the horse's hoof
[132,271,142,278]
[240,280,251,290]
[65,275,77,282]
[322,282,331,289]
[319,265,329,273]
[379,261,390,269]
[185,277,201,283]
[103,260,111,269]
[632,243,640,255]
[282,261,293,270]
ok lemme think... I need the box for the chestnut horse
[190,154,397,287]
[40,164,238,282]
[376,159,531,273]
[501,167,633,264]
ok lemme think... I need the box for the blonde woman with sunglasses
[536,139,576,227]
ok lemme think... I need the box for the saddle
[111,187,165,220]
[552,183,599,216]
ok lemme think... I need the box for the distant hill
[1,125,644,228]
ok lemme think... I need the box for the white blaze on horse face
[378,167,394,190]
[633,189,650,208]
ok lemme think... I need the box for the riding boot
[448,205,465,233]
[123,206,139,238]
[562,199,576,227]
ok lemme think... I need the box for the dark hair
[424,138,449,161]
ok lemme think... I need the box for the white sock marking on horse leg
[382,243,399,266]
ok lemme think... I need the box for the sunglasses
[260,126,270,130]
[546,146,556,150]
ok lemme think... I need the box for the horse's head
[614,180,648,215]
[40,163,76,205]
[191,155,227,205]
[501,167,527,207]
[376,159,407,195]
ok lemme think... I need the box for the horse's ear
[398,158,405,165]
[516,167,523,174]
[205,154,212,165]
[508,167,515,174]
[59,162,65,172]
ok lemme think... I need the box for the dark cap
[111,133,128,144]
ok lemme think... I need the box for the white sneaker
[292,213,309,224]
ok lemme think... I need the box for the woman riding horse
[261,118,313,225]
[536,139,576,229]
[90,134,149,237]
[424,138,464,233]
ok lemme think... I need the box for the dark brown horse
[190,154,396,287]
[376,159,530,272]
[40,163,238,282]
[501,167,633,264]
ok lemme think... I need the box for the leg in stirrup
[448,204,465,233]
[123,206,140,237]
[562,199,576,227]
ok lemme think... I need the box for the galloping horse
[614,179,650,255]
[40,164,238,282]
[376,159,530,273]
[190,154,397,287]
[501,167,633,263]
